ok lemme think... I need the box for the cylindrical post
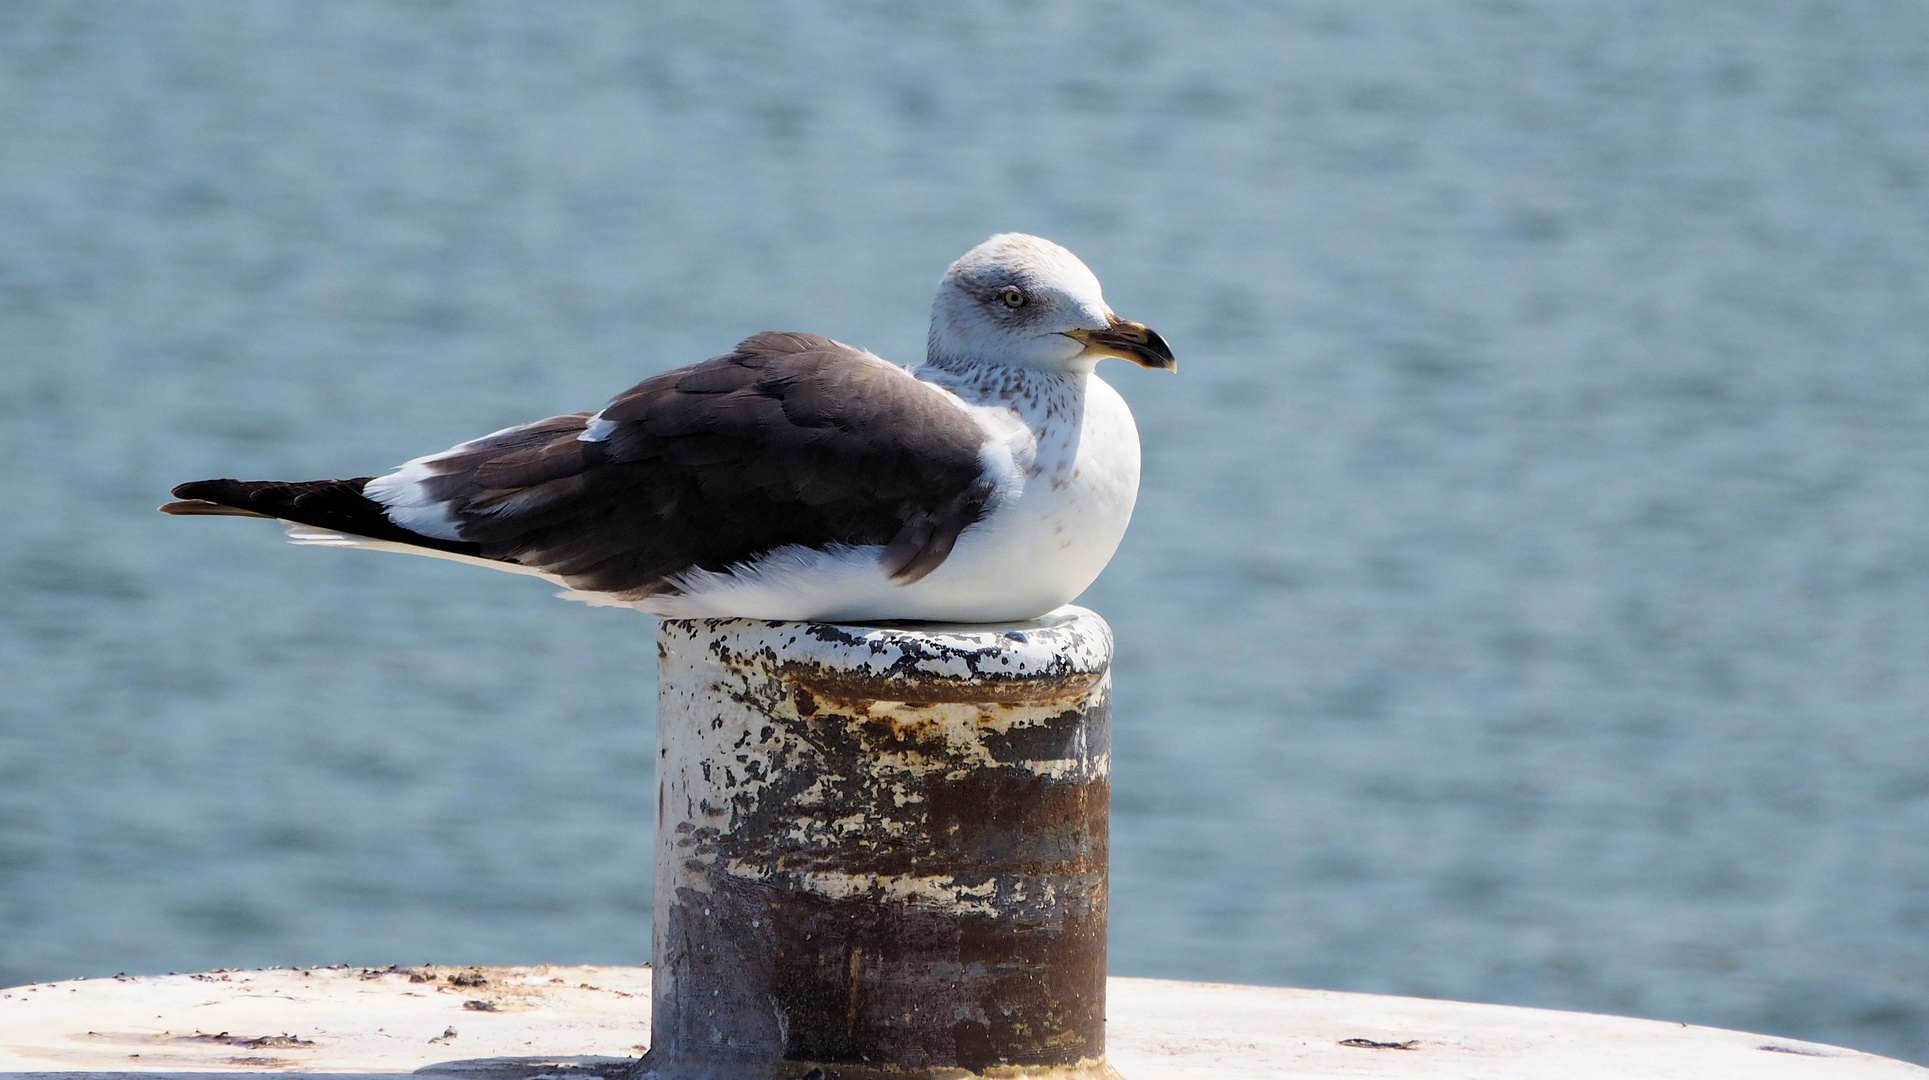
[641,607,1118,1080]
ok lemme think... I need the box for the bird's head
[927,233,1175,375]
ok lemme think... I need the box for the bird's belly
[642,378,1141,623]
[909,476,1136,620]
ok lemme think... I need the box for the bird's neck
[917,359,1089,427]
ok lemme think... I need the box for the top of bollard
[659,605,1113,704]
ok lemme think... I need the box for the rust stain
[172,1032,316,1049]
[783,662,1103,707]
[847,948,862,1043]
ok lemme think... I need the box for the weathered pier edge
[641,606,1118,1080]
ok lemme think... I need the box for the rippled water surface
[3,1,1928,1064]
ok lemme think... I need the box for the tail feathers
[161,478,482,557]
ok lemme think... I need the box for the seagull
[160,233,1175,623]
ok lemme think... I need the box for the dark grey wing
[398,332,997,596]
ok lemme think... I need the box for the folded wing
[164,333,998,598]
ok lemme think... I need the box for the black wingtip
[171,479,231,501]
[158,476,482,558]
[163,479,274,517]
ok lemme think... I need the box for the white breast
[907,373,1140,620]
[642,370,1141,623]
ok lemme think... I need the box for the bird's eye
[998,286,1027,309]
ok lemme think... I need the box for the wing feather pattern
[169,333,997,600]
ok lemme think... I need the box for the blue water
[3,1,1928,1064]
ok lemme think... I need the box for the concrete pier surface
[1,964,1923,1079]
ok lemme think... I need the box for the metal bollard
[639,607,1118,1080]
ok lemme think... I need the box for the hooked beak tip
[1069,316,1176,371]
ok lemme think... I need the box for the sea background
[3,0,1927,1064]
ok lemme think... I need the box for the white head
[926,233,1174,375]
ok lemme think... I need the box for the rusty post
[638,607,1118,1080]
